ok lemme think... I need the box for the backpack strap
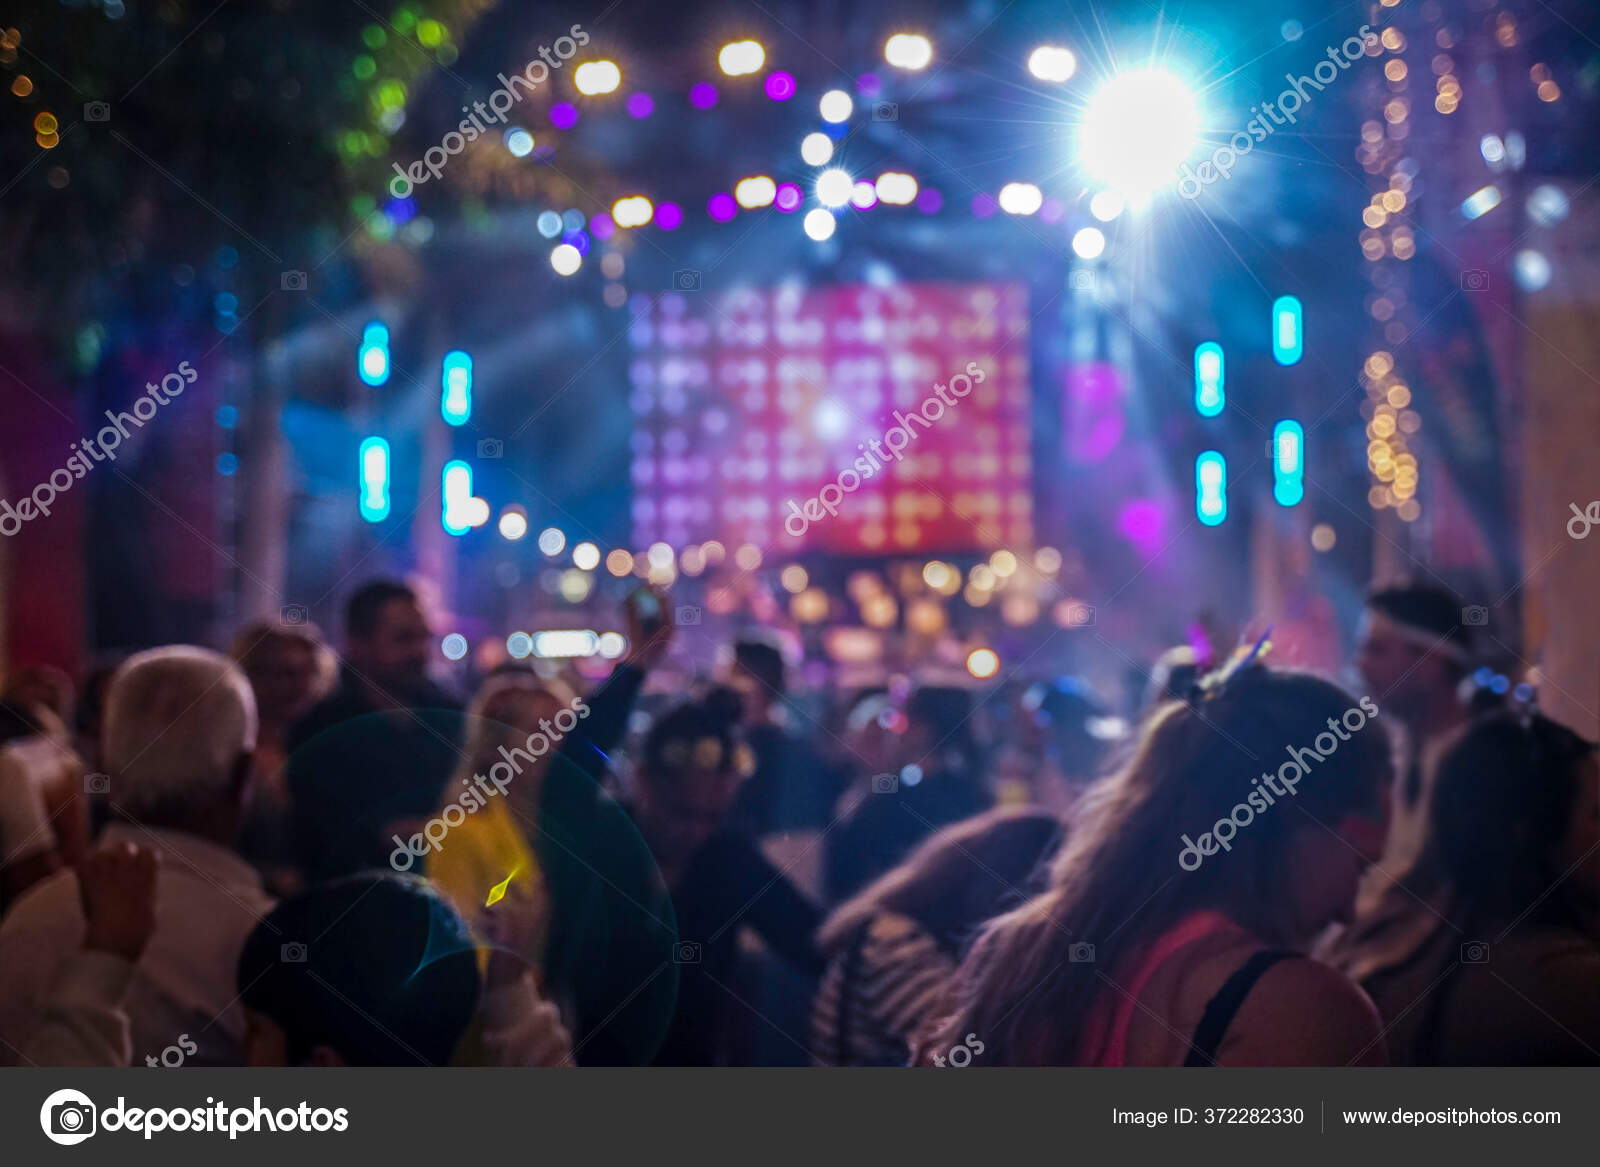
[1183,949,1295,1066]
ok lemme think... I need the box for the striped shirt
[811,911,954,1066]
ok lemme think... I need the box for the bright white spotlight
[1072,226,1106,258]
[1079,69,1200,198]
[875,172,918,205]
[801,131,834,166]
[504,128,534,157]
[1514,249,1552,291]
[1089,189,1125,221]
[816,167,853,208]
[718,40,765,76]
[498,509,528,540]
[998,182,1043,215]
[573,60,621,95]
[538,527,567,555]
[551,243,582,275]
[884,33,932,70]
[735,175,777,208]
[804,208,837,240]
[572,541,601,571]
[611,195,654,227]
[1028,45,1076,82]
[813,400,850,439]
[850,180,878,209]
[819,89,853,123]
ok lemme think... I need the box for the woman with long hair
[1331,711,1600,1064]
[425,671,679,1066]
[919,663,1394,1066]
[812,805,1062,1065]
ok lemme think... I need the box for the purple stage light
[689,82,718,109]
[707,192,737,222]
[774,183,803,212]
[626,92,655,118]
[562,228,591,255]
[1039,197,1066,224]
[656,201,684,230]
[549,102,579,129]
[971,192,996,218]
[764,71,796,101]
[915,188,943,214]
[857,72,882,97]
[591,213,615,239]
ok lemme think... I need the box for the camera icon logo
[871,772,899,794]
[1460,940,1490,964]
[674,940,702,963]
[280,603,308,626]
[280,270,308,292]
[84,773,110,795]
[1461,269,1490,292]
[83,102,111,123]
[676,605,702,626]
[281,942,308,963]
[672,269,702,291]
[1069,941,1096,963]
[1069,270,1096,290]
[1462,605,1488,626]
[1064,602,1097,628]
[40,1088,97,1145]
[477,437,504,458]
[873,102,899,121]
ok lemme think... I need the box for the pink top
[1080,910,1240,1066]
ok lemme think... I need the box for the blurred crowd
[0,578,1595,1067]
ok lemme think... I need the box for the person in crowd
[1355,582,1474,890]
[826,685,992,902]
[286,580,465,881]
[4,664,76,733]
[237,872,569,1067]
[1143,645,1206,714]
[20,840,158,1066]
[813,806,1061,1065]
[628,691,823,1064]
[1020,677,1123,815]
[230,621,333,893]
[231,622,332,779]
[424,668,679,1066]
[0,698,88,907]
[0,646,272,1066]
[918,663,1393,1066]
[1331,711,1600,1064]
[726,633,848,842]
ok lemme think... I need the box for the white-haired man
[0,646,270,1066]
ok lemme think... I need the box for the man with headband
[1355,582,1476,891]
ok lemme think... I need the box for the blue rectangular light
[442,459,472,535]
[441,350,472,426]
[1196,450,1227,526]
[358,436,390,521]
[359,321,390,387]
[1272,419,1304,506]
[1271,295,1302,366]
[1194,342,1224,417]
